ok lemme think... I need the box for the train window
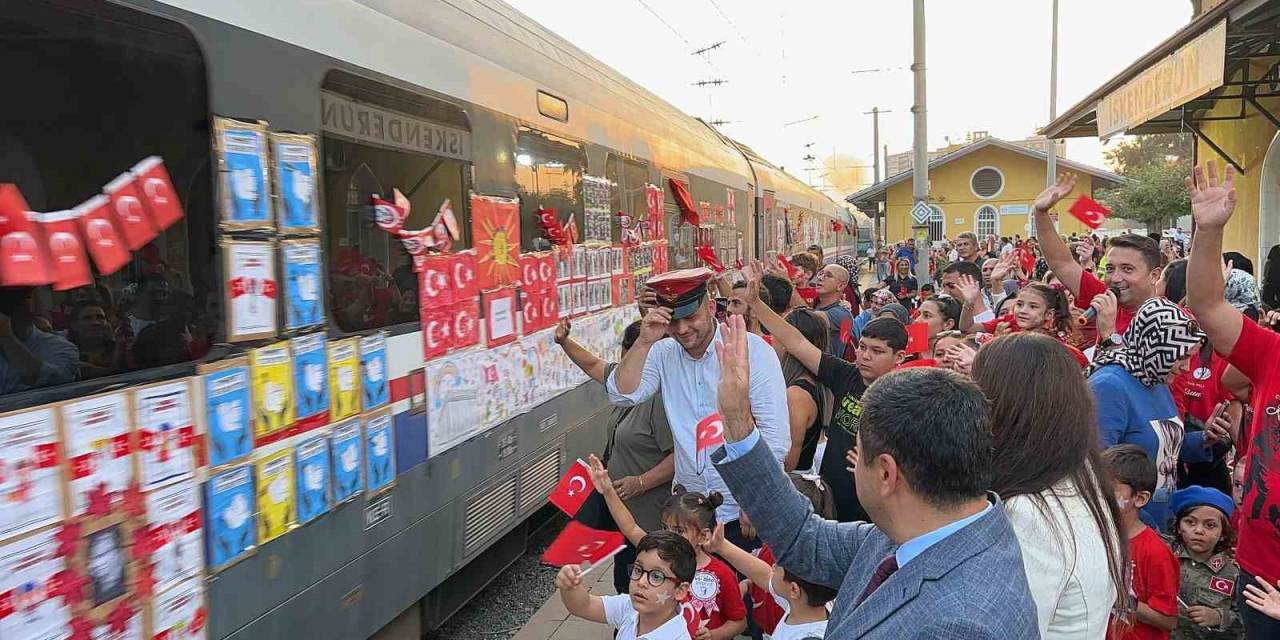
[515,127,584,251]
[0,0,213,401]
[320,71,472,333]
[605,154,648,242]
[536,91,569,123]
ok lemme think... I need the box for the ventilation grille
[519,449,562,513]
[463,476,517,556]
[971,168,1003,198]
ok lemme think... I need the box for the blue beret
[1171,485,1233,519]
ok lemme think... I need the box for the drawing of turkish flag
[0,226,52,287]
[696,413,726,452]
[905,322,930,355]
[132,157,184,231]
[542,521,625,568]
[521,291,542,336]
[0,184,35,236]
[451,250,479,301]
[451,299,480,350]
[548,459,595,517]
[1067,196,1111,230]
[418,255,454,307]
[104,172,158,251]
[38,211,91,291]
[519,253,542,291]
[75,195,130,276]
[420,308,452,361]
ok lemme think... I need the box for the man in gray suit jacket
[709,315,1040,639]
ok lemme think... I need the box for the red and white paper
[103,172,158,251]
[451,300,481,350]
[36,211,92,291]
[131,157,185,231]
[75,195,130,277]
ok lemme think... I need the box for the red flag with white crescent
[132,157,185,231]
[696,413,726,452]
[548,458,595,517]
[38,211,92,291]
[104,172,158,251]
[541,521,625,568]
[75,195,130,276]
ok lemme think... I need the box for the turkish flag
[539,252,557,288]
[542,521,625,568]
[0,184,35,236]
[451,299,480,349]
[74,195,130,276]
[540,289,559,331]
[1208,576,1235,596]
[696,245,725,273]
[104,172,159,251]
[420,308,452,361]
[519,253,542,291]
[38,212,92,291]
[395,227,434,256]
[696,413,726,452]
[521,291,542,336]
[0,226,52,287]
[1067,196,1111,230]
[775,254,799,281]
[839,318,854,346]
[452,250,479,301]
[418,255,454,307]
[372,196,407,233]
[548,458,594,517]
[132,157,184,231]
[905,322,930,355]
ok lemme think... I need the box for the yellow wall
[1197,58,1280,268]
[882,144,1104,243]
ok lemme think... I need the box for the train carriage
[0,1,855,637]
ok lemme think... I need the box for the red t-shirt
[1076,270,1135,340]
[748,545,784,635]
[1109,527,1179,640]
[1222,320,1280,583]
[897,358,937,369]
[1169,351,1230,424]
[681,556,747,636]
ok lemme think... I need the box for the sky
[503,0,1193,197]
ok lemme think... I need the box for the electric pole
[911,0,929,283]
[1039,0,1060,239]
[864,107,891,247]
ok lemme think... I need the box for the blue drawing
[291,333,330,421]
[276,142,319,229]
[283,241,324,330]
[205,465,256,569]
[364,413,395,493]
[330,420,363,503]
[221,124,270,224]
[295,435,331,524]
[205,365,252,466]
[359,333,389,410]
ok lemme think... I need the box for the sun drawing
[473,199,520,288]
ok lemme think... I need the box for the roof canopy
[1041,0,1280,149]
[844,137,1122,212]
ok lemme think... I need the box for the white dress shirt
[607,329,790,522]
[602,594,692,640]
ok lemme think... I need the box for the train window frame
[319,69,474,336]
[0,0,216,410]
[536,90,569,123]
[515,126,586,252]
[604,153,648,243]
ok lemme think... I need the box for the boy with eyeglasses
[557,530,696,640]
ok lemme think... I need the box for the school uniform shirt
[1074,271,1135,341]
[681,556,746,637]
[765,579,828,640]
[1220,319,1280,586]
[602,594,692,640]
[1110,527,1179,640]
[1168,543,1243,639]
[1090,365,1212,530]
[748,545,785,635]
[815,354,870,523]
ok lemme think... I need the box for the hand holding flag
[548,458,594,517]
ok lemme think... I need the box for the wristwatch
[1100,334,1124,349]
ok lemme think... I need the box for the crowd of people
[552,161,1280,639]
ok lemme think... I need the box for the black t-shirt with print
[816,354,870,523]
[881,275,918,307]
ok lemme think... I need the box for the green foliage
[1098,162,1190,227]
[1104,134,1194,174]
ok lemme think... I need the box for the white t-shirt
[765,581,828,640]
[602,594,692,640]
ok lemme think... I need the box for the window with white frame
[928,205,944,243]
[975,205,997,237]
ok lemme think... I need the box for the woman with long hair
[773,308,834,472]
[973,333,1130,639]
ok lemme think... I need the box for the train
[0,0,868,637]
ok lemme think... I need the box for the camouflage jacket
[1167,540,1244,640]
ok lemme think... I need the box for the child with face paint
[588,455,747,640]
[557,530,696,640]
[1104,445,1180,639]
[1166,486,1243,638]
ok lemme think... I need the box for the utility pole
[1038,0,1060,239]
[864,107,891,247]
[911,0,929,283]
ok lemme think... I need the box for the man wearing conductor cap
[607,267,790,543]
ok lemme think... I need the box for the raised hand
[741,260,765,306]
[555,564,585,591]
[715,314,752,436]
[1090,289,1119,341]
[587,454,615,496]
[639,306,672,345]
[1186,161,1237,229]
[956,274,983,306]
[704,521,726,554]
[553,319,571,345]
[1244,576,1280,620]
[1034,172,1078,213]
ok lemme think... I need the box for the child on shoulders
[557,530,695,640]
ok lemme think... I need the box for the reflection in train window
[0,0,213,398]
[605,154,648,243]
[516,127,584,251]
[321,72,471,333]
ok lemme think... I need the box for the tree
[1098,162,1190,229]
[1103,133,1194,174]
